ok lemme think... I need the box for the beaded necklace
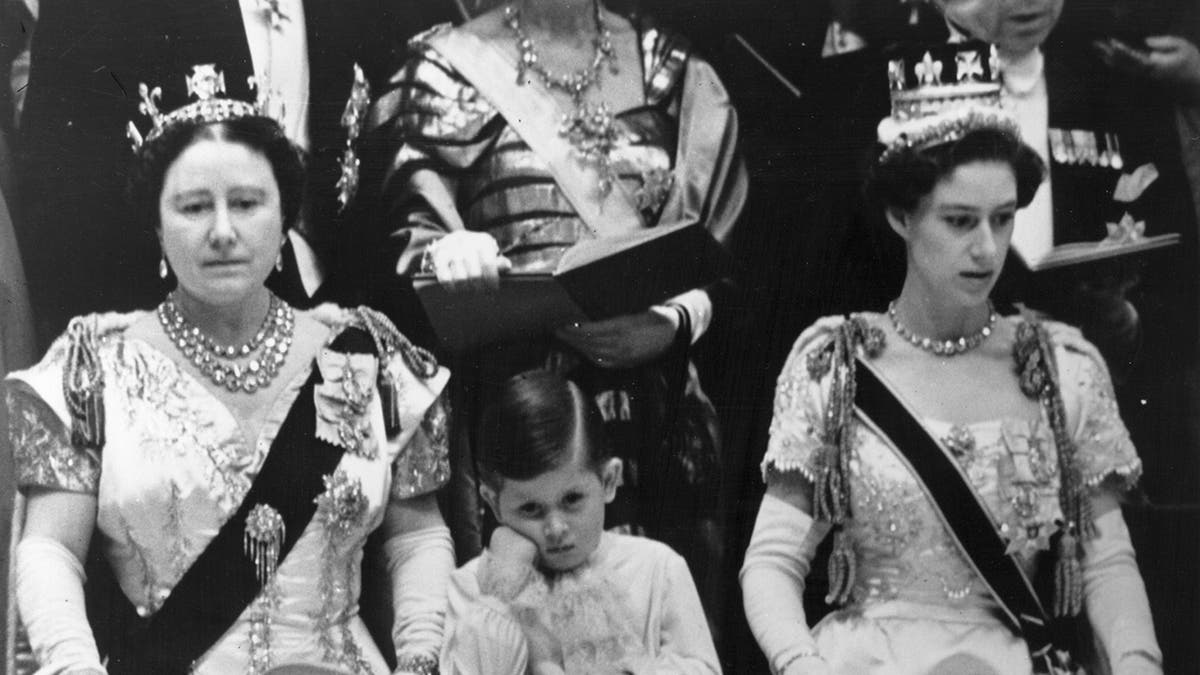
[888,300,998,356]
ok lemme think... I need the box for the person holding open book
[360,0,747,594]
[741,48,1162,675]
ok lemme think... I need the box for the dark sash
[92,329,376,673]
[853,359,1072,673]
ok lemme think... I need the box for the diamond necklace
[888,300,998,356]
[158,293,295,393]
[505,2,622,194]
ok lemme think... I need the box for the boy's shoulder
[601,532,688,576]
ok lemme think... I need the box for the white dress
[6,305,450,674]
[761,315,1146,674]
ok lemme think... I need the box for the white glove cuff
[385,524,455,663]
[15,536,104,674]
[740,493,828,674]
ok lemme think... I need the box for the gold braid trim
[804,316,885,605]
[351,307,440,437]
[62,316,106,450]
[1013,320,1089,617]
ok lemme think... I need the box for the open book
[413,222,735,351]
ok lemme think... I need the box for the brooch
[315,349,379,459]
[244,503,286,585]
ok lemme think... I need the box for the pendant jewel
[506,3,621,194]
[244,503,286,586]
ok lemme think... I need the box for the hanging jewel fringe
[1054,530,1082,617]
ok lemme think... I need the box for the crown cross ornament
[186,64,226,100]
[888,59,906,91]
[127,65,275,152]
[956,51,984,82]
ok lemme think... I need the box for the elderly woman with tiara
[740,44,1162,674]
[6,68,454,674]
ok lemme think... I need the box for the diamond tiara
[126,64,280,152]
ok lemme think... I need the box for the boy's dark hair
[868,127,1046,214]
[479,370,612,488]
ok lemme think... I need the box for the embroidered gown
[363,18,746,558]
[758,315,1153,674]
[6,306,451,674]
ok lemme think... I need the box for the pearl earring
[159,256,169,280]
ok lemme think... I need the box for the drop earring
[159,256,169,280]
[275,249,284,272]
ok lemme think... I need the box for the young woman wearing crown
[7,68,454,675]
[740,48,1162,675]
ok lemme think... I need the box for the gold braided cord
[62,317,105,450]
[805,317,885,605]
[1014,320,1091,618]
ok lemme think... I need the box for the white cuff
[386,525,455,663]
[651,288,713,344]
[16,536,104,674]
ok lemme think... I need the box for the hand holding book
[413,223,735,351]
[422,231,513,293]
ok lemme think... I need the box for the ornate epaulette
[1013,319,1090,618]
[802,316,884,605]
[62,317,107,450]
[349,307,439,437]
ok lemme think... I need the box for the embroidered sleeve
[392,392,451,500]
[5,380,100,495]
[366,40,501,279]
[761,318,843,482]
[1055,328,1141,490]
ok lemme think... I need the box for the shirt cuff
[651,288,713,345]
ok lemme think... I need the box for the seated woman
[362,0,746,565]
[740,69,1163,673]
[7,72,454,675]
[441,370,719,674]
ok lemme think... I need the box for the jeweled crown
[126,65,279,152]
[877,42,1018,161]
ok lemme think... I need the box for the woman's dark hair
[478,370,612,488]
[127,115,307,234]
[867,127,1046,214]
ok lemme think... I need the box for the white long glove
[739,493,831,675]
[15,536,105,674]
[385,524,455,669]
[1082,504,1163,674]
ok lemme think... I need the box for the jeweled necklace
[158,293,295,393]
[505,2,622,193]
[888,300,998,356]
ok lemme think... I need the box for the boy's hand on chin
[490,525,540,566]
